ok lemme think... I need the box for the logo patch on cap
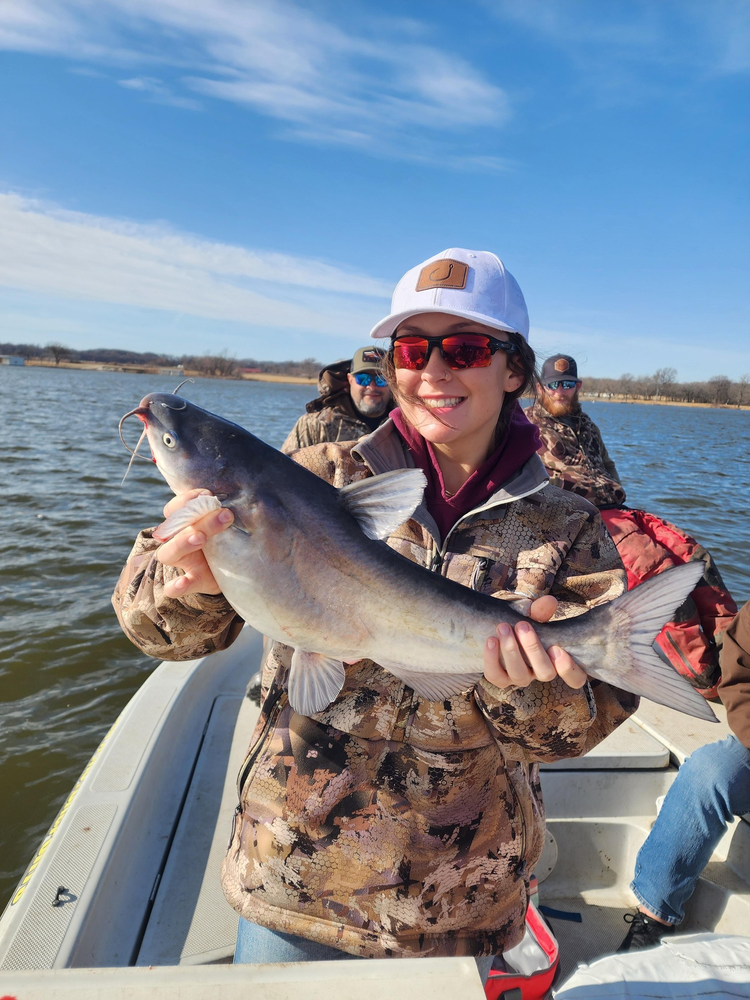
[554,359,570,373]
[360,349,381,365]
[416,259,469,292]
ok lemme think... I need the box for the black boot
[617,910,676,952]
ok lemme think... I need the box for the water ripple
[0,367,314,906]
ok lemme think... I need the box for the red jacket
[600,507,737,698]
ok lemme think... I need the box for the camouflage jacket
[112,419,633,960]
[281,405,377,454]
[525,401,626,508]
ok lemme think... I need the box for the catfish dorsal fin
[153,494,221,541]
[339,469,427,540]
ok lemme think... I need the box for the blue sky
[0,0,748,380]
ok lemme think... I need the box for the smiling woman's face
[393,312,523,459]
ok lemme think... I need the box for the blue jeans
[631,735,750,925]
[234,918,495,983]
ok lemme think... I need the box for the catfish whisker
[120,423,149,486]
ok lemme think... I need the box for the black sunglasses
[390,333,517,371]
[544,380,578,391]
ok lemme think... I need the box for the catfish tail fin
[594,562,718,722]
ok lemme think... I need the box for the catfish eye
[162,433,176,449]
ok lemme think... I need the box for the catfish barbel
[120,392,715,723]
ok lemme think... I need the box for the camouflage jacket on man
[525,401,626,508]
[112,419,634,960]
[281,359,391,454]
[281,405,376,454]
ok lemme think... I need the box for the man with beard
[526,352,736,700]
[525,354,625,507]
[282,347,393,454]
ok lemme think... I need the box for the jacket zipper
[428,517,527,873]
[229,690,287,855]
[470,557,490,592]
[236,688,286,800]
[506,764,528,882]
[665,630,700,680]
[429,493,529,576]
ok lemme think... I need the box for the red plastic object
[484,903,559,1000]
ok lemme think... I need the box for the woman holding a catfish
[113,249,634,979]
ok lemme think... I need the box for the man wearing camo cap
[525,353,624,507]
[281,346,393,454]
[526,351,736,703]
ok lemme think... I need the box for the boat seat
[540,718,670,770]
[632,698,733,764]
[541,697,735,771]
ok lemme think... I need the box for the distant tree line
[8,343,747,405]
[581,367,750,408]
[0,342,322,379]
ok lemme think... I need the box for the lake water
[1,366,749,911]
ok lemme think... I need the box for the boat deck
[134,639,750,976]
[2,626,749,995]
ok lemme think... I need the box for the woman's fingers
[514,621,558,683]
[483,619,589,690]
[164,550,218,597]
[483,635,512,688]
[547,646,589,689]
[527,594,558,623]
[156,506,234,598]
[481,623,536,688]
[156,507,233,565]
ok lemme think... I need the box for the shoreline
[7,362,749,404]
[9,359,317,385]
[579,395,750,411]
[240,372,317,384]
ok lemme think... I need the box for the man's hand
[155,489,234,598]
[483,594,588,690]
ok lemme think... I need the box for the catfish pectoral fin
[288,650,347,716]
[152,494,221,541]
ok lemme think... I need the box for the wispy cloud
[118,75,200,110]
[0,192,391,341]
[486,0,750,79]
[0,0,511,167]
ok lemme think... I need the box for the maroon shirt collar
[390,402,541,540]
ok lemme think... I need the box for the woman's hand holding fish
[483,596,588,690]
[156,489,234,598]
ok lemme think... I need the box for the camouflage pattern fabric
[281,406,376,454]
[113,424,634,959]
[526,401,626,508]
[112,529,244,659]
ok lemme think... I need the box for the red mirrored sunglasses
[390,333,516,371]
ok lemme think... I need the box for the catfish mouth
[119,383,195,484]
[119,394,190,460]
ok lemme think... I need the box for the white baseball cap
[369,248,529,342]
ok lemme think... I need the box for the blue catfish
[121,392,715,722]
